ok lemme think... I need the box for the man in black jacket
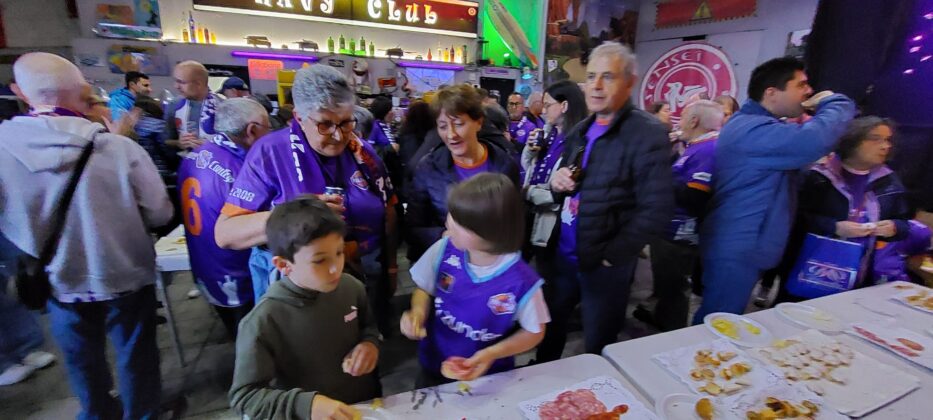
[537,42,674,361]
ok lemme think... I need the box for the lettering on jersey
[344,305,358,323]
[692,172,712,182]
[437,272,455,293]
[208,161,236,183]
[487,293,517,315]
[230,188,256,203]
[434,297,502,342]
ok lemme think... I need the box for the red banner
[656,0,756,29]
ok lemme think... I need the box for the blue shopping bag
[786,233,865,299]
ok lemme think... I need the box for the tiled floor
[0,249,770,419]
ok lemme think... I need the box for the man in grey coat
[0,52,173,419]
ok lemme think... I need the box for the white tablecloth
[362,354,651,419]
[154,225,190,272]
[602,281,932,419]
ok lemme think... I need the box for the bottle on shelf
[188,12,196,42]
[338,34,346,52]
[210,31,216,44]
[427,48,432,61]
[461,44,468,64]
[437,48,443,61]
[359,36,366,53]
[195,25,204,43]
[349,38,356,55]
[203,27,210,44]
[443,48,449,62]
[369,42,375,57]
[327,36,335,53]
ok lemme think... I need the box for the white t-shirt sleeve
[408,238,447,295]
[516,280,550,333]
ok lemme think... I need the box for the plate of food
[655,394,733,420]
[653,340,783,404]
[731,382,846,420]
[848,321,933,370]
[889,287,933,315]
[749,329,920,417]
[775,303,844,333]
[703,313,773,347]
[518,376,658,420]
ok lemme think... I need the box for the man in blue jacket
[108,71,151,122]
[694,57,856,324]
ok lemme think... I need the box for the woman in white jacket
[521,80,587,273]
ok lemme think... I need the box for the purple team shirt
[668,132,717,244]
[366,119,396,147]
[178,135,253,306]
[419,238,542,376]
[558,119,611,265]
[454,145,491,180]
[222,120,395,256]
[508,115,541,145]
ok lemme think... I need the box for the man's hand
[310,394,358,420]
[342,341,378,377]
[550,167,577,193]
[873,220,897,237]
[104,108,141,137]
[802,90,835,109]
[458,350,495,381]
[179,133,205,150]
[835,221,872,238]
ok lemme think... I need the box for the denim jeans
[691,257,762,325]
[536,254,637,362]
[248,247,281,302]
[0,232,46,372]
[48,285,161,420]
[0,276,45,372]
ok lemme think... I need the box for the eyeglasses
[307,118,357,135]
[507,102,523,107]
[542,101,560,110]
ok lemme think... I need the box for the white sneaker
[22,351,55,369]
[0,364,36,386]
[186,288,201,299]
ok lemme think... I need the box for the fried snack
[698,381,722,396]
[730,362,752,377]
[718,351,737,362]
[695,397,714,420]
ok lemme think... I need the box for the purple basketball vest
[418,239,542,376]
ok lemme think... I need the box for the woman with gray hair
[215,65,397,332]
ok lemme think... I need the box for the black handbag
[14,139,95,309]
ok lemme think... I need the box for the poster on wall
[106,45,170,75]
[544,0,639,84]
[785,29,811,59]
[134,0,161,28]
[655,0,757,29]
[406,68,455,94]
[638,43,738,125]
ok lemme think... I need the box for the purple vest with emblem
[418,239,541,376]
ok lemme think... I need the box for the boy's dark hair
[125,71,149,87]
[266,196,346,261]
[447,173,525,253]
[747,56,805,102]
[369,96,393,120]
[133,95,163,119]
[433,84,485,122]
[835,116,895,161]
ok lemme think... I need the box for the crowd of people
[0,39,930,420]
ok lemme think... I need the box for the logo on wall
[639,43,737,125]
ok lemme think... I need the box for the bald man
[165,60,220,150]
[527,91,545,126]
[0,52,172,417]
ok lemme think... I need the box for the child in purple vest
[401,173,550,387]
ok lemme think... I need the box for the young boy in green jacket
[229,197,381,420]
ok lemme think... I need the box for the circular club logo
[640,43,737,125]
